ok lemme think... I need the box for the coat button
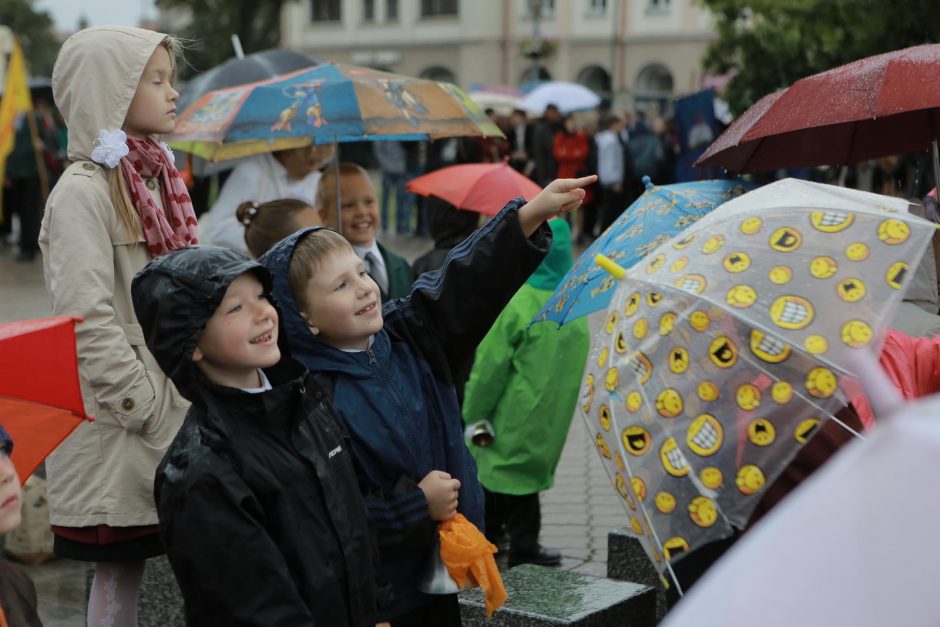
[82,163,95,171]
[121,398,135,411]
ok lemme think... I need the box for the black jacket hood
[132,246,274,402]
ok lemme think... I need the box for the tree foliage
[699,0,937,115]
[0,0,59,76]
[156,0,299,79]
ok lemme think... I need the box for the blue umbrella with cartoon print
[168,61,502,162]
[534,177,754,326]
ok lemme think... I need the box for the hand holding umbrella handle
[518,175,597,236]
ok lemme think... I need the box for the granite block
[459,563,655,626]
[606,529,668,622]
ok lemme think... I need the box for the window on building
[363,0,375,21]
[421,0,458,17]
[586,0,607,16]
[387,0,399,20]
[525,0,555,18]
[420,66,457,84]
[647,0,671,13]
[311,0,341,22]
[635,63,674,115]
[577,65,611,97]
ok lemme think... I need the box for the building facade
[281,0,717,114]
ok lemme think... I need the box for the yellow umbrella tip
[594,254,626,280]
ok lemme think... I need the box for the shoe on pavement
[507,545,562,568]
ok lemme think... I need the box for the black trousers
[391,593,461,627]
[599,184,628,232]
[3,177,42,255]
[484,489,541,554]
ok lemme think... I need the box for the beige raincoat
[38,26,188,527]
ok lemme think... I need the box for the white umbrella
[469,90,524,116]
[663,357,938,627]
[521,81,600,114]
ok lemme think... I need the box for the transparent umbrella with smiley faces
[578,197,937,590]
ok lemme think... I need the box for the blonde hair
[111,36,185,240]
[237,198,319,258]
[315,162,373,225]
[288,229,355,313]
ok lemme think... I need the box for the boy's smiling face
[193,272,280,388]
[319,171,380,248]
[301,249,383,350]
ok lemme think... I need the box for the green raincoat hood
[526,218,572,292]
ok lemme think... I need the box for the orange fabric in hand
[438,514,508,617]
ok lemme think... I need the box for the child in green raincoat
[462,218,589,567]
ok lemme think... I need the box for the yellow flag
[0,39,34,219]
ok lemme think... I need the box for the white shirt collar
[339,334,376,353]
[352,241,385,270]
[239,369,273,394]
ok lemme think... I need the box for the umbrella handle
[594,255,626,280]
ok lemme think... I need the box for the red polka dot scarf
[120,136,198,257]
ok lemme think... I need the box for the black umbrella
[177,48,321,115]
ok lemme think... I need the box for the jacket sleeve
[42,180,155,431]
[362,475,436,559]
[158,466,314,626]
[462,300,524,427]
[200,160,262,251]
[391,199,551,377]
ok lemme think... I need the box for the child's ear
[299,310,320,335]
[192,346,203,363]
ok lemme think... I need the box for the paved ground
[0,231,623,625]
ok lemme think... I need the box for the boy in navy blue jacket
[261,176,594,625]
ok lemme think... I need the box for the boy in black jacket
[132,246,387,627]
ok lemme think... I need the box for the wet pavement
[0,231,622,625]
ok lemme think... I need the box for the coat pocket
[119,323,187,439]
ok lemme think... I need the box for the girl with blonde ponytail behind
[38,27,195,626]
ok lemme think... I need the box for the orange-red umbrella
[0,316,91,482]
[406,160,542,216]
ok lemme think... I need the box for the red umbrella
[697,44,940,175]
[406,160,542,216]
[0,316,91,482]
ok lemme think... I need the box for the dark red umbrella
[697,44,940,174]
[0,316,91,481]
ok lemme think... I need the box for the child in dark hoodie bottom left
[132,245,385,626]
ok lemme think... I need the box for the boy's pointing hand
[519,175,598,236]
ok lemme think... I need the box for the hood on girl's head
[131,246,275,401]
[53,26,169,162]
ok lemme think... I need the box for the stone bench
[607,529,668,621]
[86,556,184,626]
[459,563,655,626]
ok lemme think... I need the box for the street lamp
[524,0,543,83]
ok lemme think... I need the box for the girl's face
[301,249,383,350]
[318,172,380,247]
[124,45,179,138]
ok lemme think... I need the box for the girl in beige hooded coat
[39,26,195,626]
